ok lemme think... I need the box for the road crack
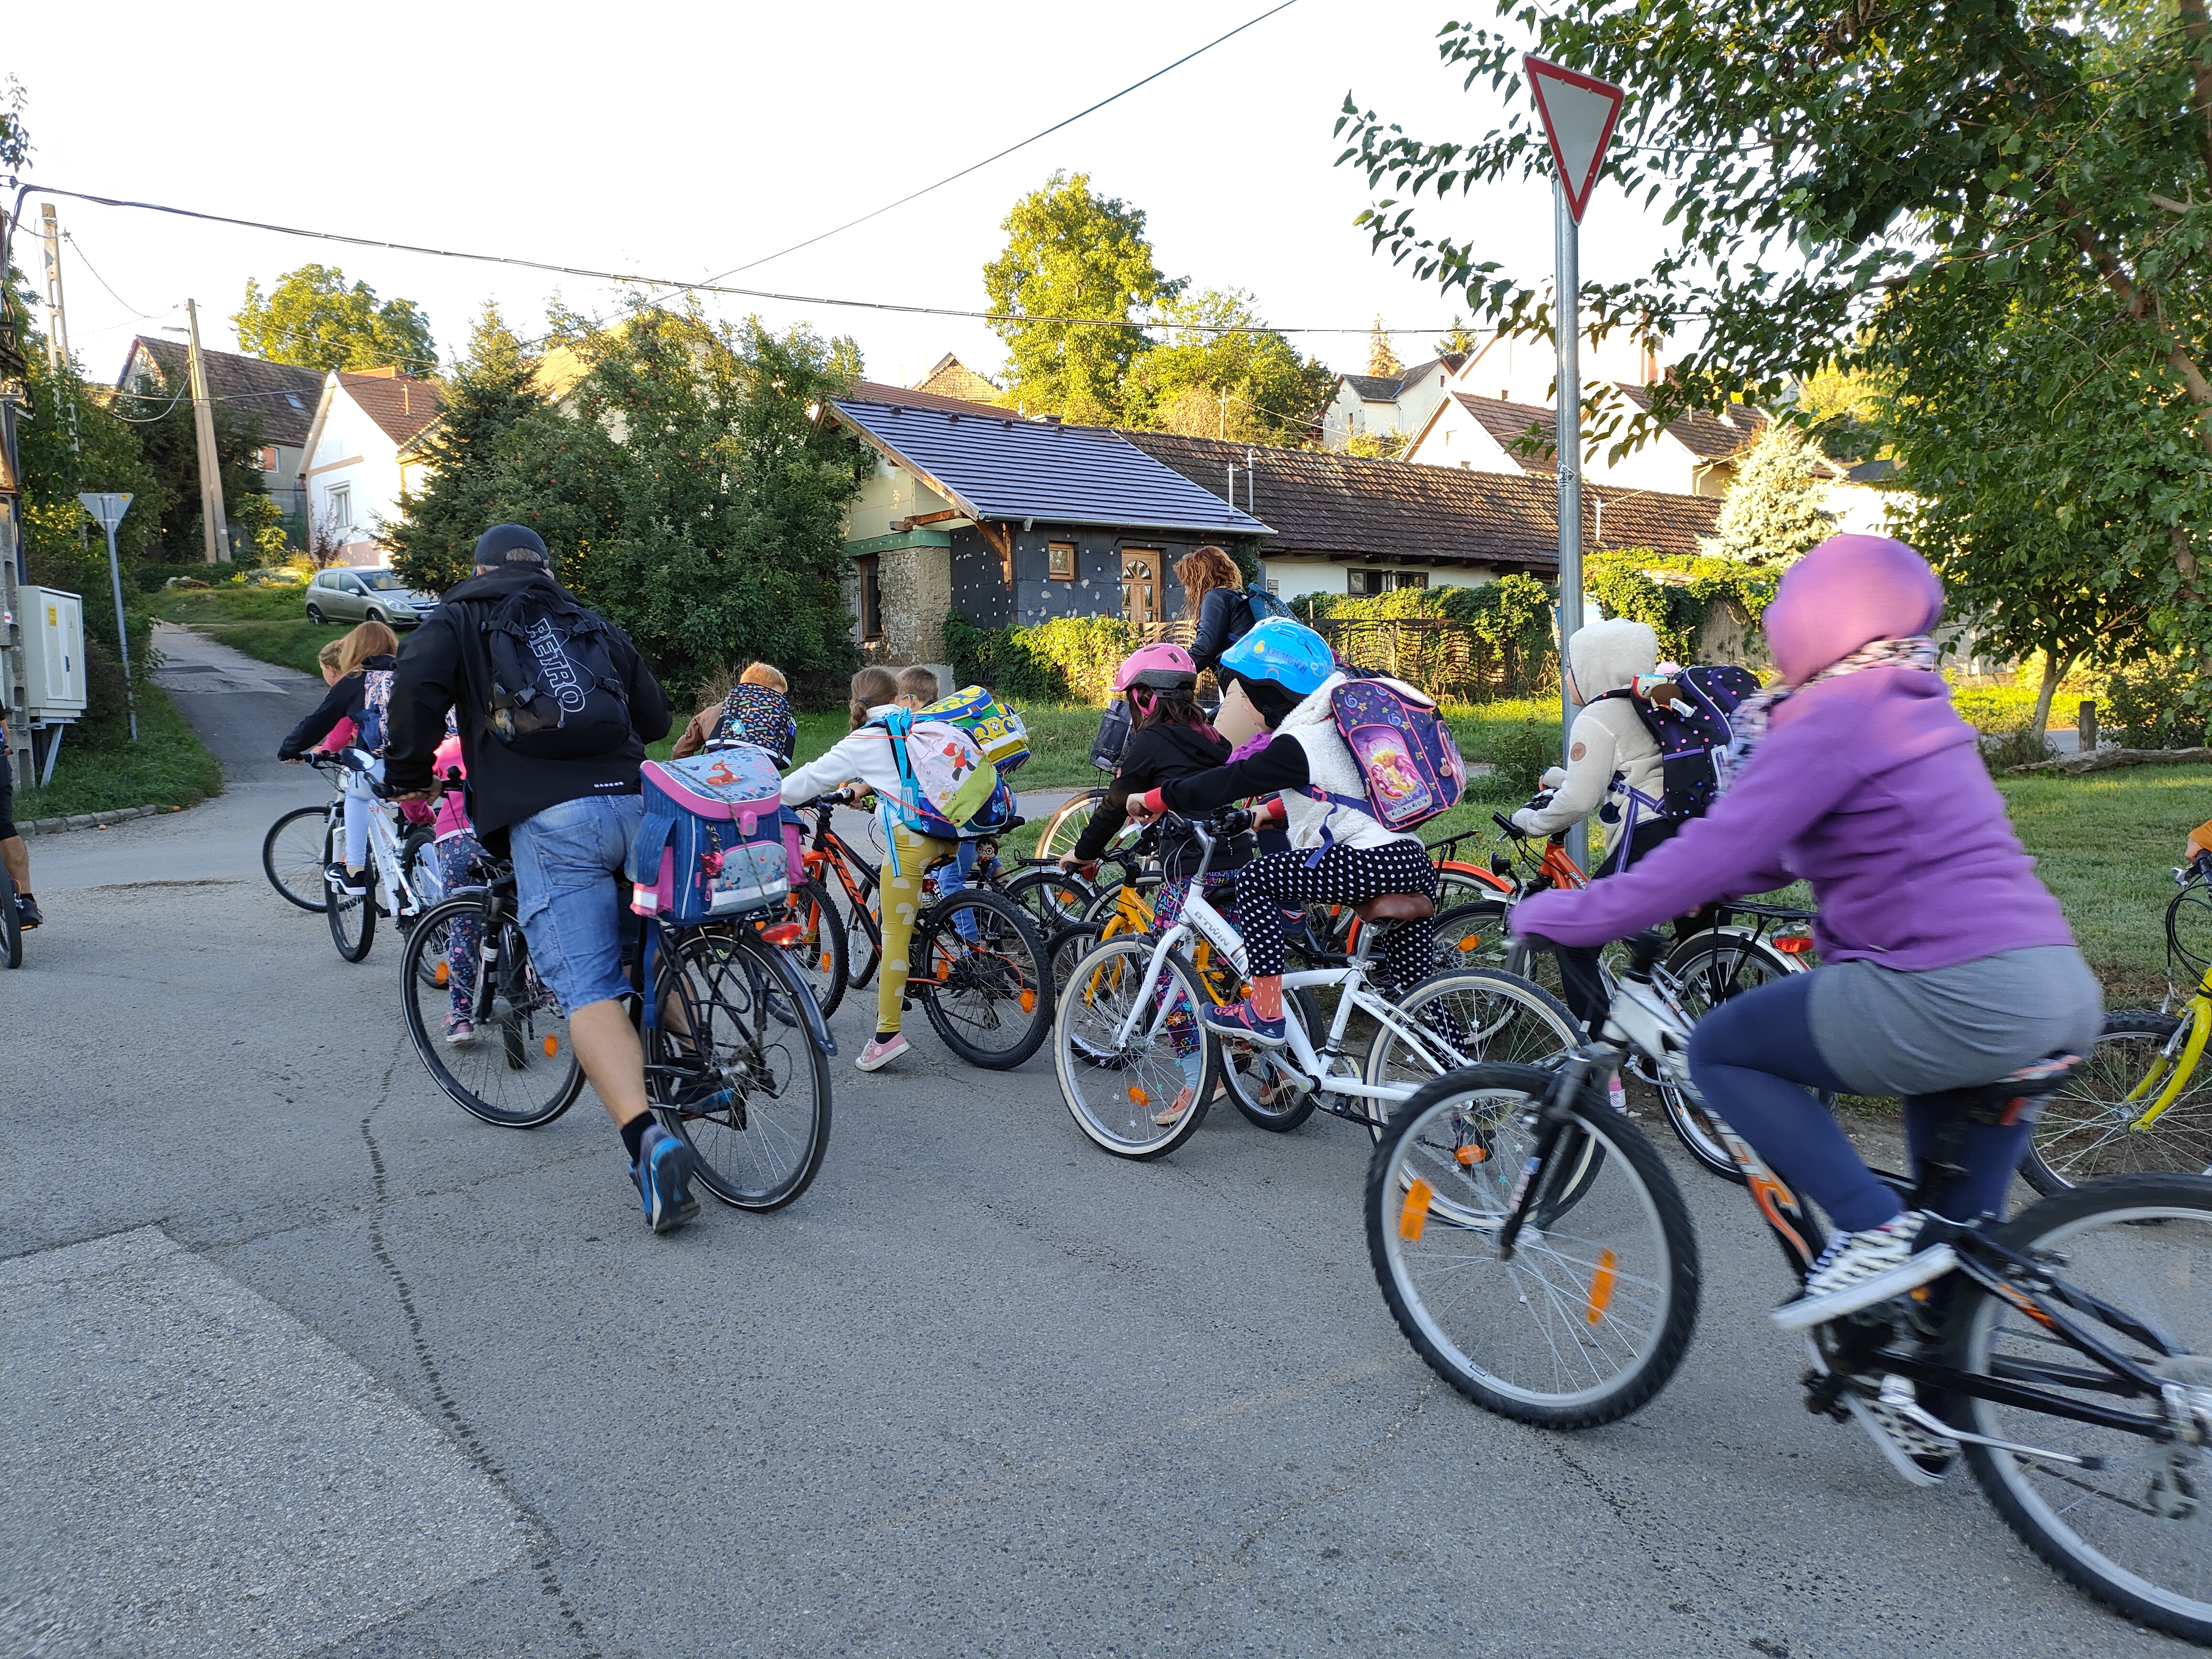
[360,1061,602,1658]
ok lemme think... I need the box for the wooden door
[1120,548,1161,627]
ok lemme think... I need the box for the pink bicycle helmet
[1115,641,1197,694]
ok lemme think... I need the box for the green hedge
[1583,549,1779,665]
[945,612,1140,704]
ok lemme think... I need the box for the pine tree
[383,303,543,590]
[1367,318,1403,378]
[1709,423,1838,564]
[1434,316,1478,359]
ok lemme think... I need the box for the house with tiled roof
[819,389,1268,667]
[1315,353,1467,452]
[1126,431,1720,600]
[114,337,323,528]
[296,368,447,564]
[911,354,1002,406]
[1399,392,1559,476]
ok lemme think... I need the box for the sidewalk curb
[18,805,182,837]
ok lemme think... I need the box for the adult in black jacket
[386,526,696,1236]
[1178,545,1254,675]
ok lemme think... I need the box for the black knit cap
[474,524,549,566]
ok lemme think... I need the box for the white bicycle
[1051,809,1582,1160]
[305,751,441,964]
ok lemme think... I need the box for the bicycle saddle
[1354,893,1436,924]
[1923,1051,2086,1125]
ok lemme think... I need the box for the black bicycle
[1369,931,2212,1644]
[399,860,834,1211]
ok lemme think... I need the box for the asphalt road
[1,631,2193,1659]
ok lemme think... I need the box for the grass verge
[16,682,223,819]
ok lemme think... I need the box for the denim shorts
[509,793,645,1012]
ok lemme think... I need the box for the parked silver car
[303,567,437,630]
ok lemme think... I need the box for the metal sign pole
[79,492,135,740]
[1554,174,1585,874]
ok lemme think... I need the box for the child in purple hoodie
[1513,535,2101,1347]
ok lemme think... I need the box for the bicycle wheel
[1655,931,1805,1182]
[1363,967,1582,1142]
[1945,1175,2212,1643]
[652,929,831,1211]
[399,894,583,1128]
[909,890,1051,1070]
[1367,1066,1701,1428]
[1036,790,1106,863]
[1054,934,1215,1159]
[2020,1011,2212,1193]
[774,879,848,1022]
[1,870,19,970]
[1429,899,1510,973]
[1047,921,1103,992]
[1220,986,1320,1133]
[1436,865,1511,909]
[327,854,376,962]
[1002,866,1095,936]
[263,805,333,912]
[832,868,881,990]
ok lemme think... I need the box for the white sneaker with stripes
[1772,1211,1957,1329]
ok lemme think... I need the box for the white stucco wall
[300,383,409,564]
[842,453,958,542]
[1404,399,1532,473]
[1262,558,1497,599]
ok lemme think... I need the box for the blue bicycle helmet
[1217,617,1334,698]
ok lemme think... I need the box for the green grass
[185,619,350,677]
[1997,763,2208,1006]
[144,576,351,677]
[16,683,223,819]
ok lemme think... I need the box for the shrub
[1472,718,1558,797]
[2103,657,2210,750]
[134,560,243,593]
[945,611,1137,703]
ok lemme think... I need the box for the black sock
[619,1114,653,1166]
[874,1029,898,1045]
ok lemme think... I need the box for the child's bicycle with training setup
[1366,928,2212,1644]
[1051,808,1582,1159]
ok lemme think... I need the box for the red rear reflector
[760,922,804,947]
[1774,935,1812,954]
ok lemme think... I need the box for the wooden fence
[1310,618,1552,703]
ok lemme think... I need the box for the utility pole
[0,201,33,793]
[184,299,230,564]
[38,205,68,377]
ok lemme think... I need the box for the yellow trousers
[877,823,954,1036]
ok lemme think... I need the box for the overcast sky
[12,1,1678,391]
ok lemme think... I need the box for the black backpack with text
[476,587,634,759]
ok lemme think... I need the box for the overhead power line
[689,0,1305,285]
[3,181,1464,338]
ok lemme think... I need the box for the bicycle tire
[1429,898,1511,973]
[1363,967,1582,1143]
[777,879,848,1022]
[327,854,376,962]
[652,928,832,1211]
[1220,986,1321,1132]
[2020,1010,2208,1194]
[1053,934,1214,1159]
[1002,866,1095,936]
[263,804,333,912]
[398,894,583,1128]
[1654,931,1806,1183]
[1367,1066,1701,1428]
[1036,790,1106,863]
[909,888,1052,1070]
[1944,1174,2212,1643]
[831,866,881,990]
[1046,920,1103,992]
[0,869,20,970]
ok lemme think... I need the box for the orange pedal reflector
[1586,1248,1618,1325]
[1454,1142,1486,1165]
[434,961,450,987]
[1019,988,1036,1013]
[760,922,804,947]
[1774,934,1813,954]
[1399,1178,1434,1241]
[1128,1086,1150,1107]
[1457,936,1482,951]
[543,1035,559,1058]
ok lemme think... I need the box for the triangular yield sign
[1526,55,1625,224]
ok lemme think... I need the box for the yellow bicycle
[2024,851,2212,1190]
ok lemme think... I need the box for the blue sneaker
[1202,998,1287,1048]
[630,1123,700,1234]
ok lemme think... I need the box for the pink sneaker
[856,1033,909,1073]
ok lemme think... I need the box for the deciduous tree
[234,263,439,376]
[1124,288,1332,443]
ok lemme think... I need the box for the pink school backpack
[627,745,790,921]
[1309,675,1467,836]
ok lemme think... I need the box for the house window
[1047,541,1076,581]
[258,446,280,473]
[327,485,352,530]
[856,554,883,641]
[1348,569,1428,596]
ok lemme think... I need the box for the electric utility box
[23,587,88,720]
